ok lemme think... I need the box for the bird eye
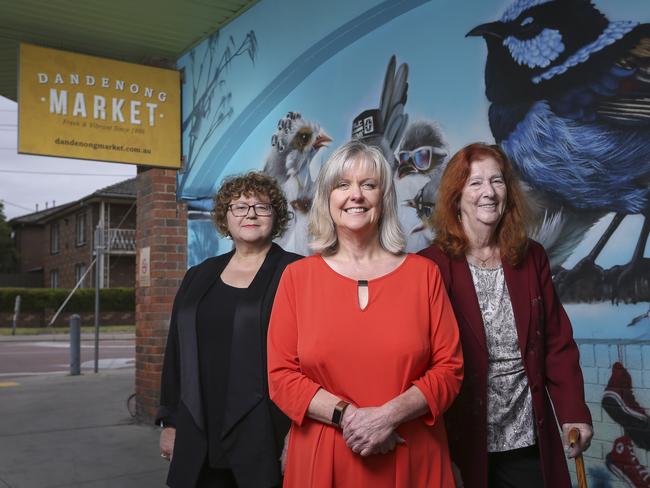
[520,16,533,27]
[300,133,310,144]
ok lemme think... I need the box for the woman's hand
[159,427,176,462]
[341,405,403,456]
[452,462,464,487]
[562,423,593,458]
[374,431,406,455]
[280,431,290,474]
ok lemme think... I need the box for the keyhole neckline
[318,253,410,283]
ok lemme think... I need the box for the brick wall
[571,340,650,487]
[108,203,136,228]
[106,255,135,288]
[13,225,46,275]
[135,168,187,422]
[42,208,94,289]
[38,203,136,289]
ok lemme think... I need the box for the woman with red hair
[419,143,592,488]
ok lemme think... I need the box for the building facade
[10,178,136,289]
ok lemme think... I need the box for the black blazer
[156,243,302,488]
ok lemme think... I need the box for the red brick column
[135,167,187,422]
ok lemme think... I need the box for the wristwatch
[331,400,350,428]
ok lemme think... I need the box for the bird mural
[396,121,447,180]
[350,55,409,168]
[351,56,449,251]
[395,121,448,251]
[468,0,650,303]
[405,174,439,235]
[264,111,331,255]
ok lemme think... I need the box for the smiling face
[459,156,507,233]
[226,192,275,247]
[329,158,383,236]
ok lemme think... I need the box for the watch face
[331,401,349,427]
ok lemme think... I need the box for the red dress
[267,254,463,487]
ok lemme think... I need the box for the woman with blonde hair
[267,140,463,487]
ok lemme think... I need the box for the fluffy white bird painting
[263,111,331,255]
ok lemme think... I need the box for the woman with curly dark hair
[419,143,592,488]
[157,171,301,488]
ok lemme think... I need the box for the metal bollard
[12,295,20,336]
[70,314,81,375]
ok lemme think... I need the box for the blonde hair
[309,141,405,254]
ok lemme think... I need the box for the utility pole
[93,226,105,374]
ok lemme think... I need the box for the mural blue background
[177,0,650,339]
[176,1,650,486]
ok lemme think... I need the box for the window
[75,263,87,288]
[50,223,60,254]
[50,269,59,288]
[76,213,86,246]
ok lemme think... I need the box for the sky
[0,95,137,221]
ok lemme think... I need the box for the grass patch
[0,325,135,336]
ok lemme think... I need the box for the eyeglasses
[228,203,274,217]
[396,146,445,171]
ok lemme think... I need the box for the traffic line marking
[0,381,19,387]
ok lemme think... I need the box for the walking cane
[569,428,588,488]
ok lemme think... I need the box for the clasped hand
[562,423,593,459]
[341,405,405,457]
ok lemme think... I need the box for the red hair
[433,143,529,266]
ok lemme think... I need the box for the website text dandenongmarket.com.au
[54,137,152,154]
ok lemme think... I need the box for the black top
[156,243,303,488]
[196,277,246,468]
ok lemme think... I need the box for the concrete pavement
[0,339,168,488]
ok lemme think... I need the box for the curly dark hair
[212,171,291,238]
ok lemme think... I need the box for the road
[0,337,135,380]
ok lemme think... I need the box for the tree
[0,202,16,272]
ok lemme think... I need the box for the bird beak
[313,133,332,150]
[466,21,507,40]
[398,163,416,179]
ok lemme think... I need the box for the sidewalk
[0,368,169,488]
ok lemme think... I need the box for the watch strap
[331,400,350,428]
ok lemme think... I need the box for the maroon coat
[419,241,591,488]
